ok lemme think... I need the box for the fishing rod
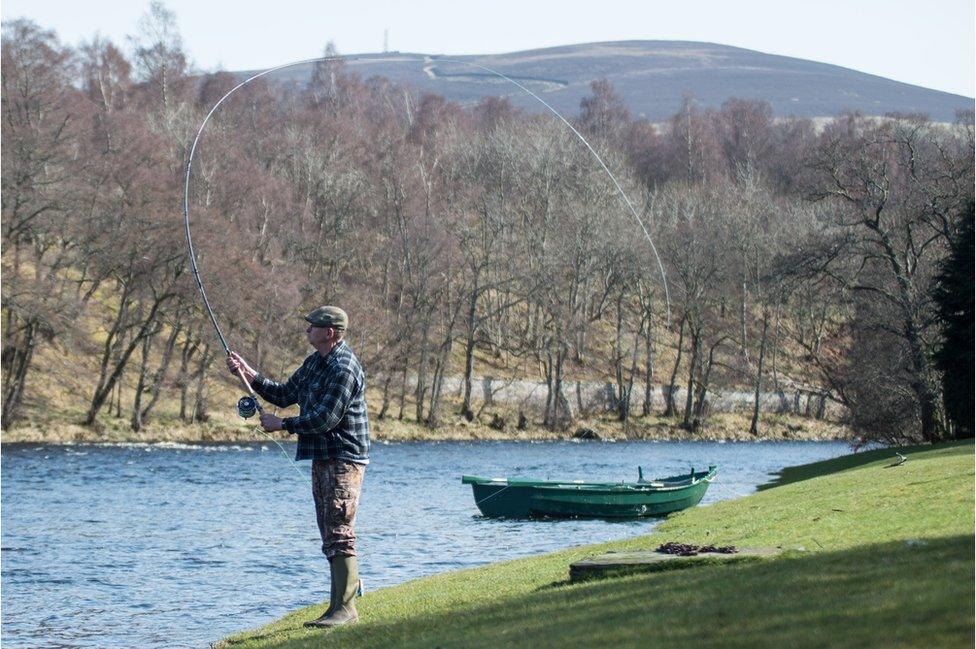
[181,174,303,480]
[182,53,672,478]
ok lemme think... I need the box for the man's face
[306,324,336,347]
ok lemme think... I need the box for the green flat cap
[304,305,348,330]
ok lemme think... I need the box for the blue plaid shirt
[251,341,370,464]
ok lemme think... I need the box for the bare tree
[788,114,973,442]
[1,20,87,426]
[655,183,735,430]
[128,1,188,112]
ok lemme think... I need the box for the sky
[2,0,973,97]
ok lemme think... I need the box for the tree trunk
[114,379,123,418]
[1,317,38,427]
[140,322,181,423]
[642,314,654,417]
[193,343,213,422]
[414,323,430,423]
[621,323,640,423]
[378,373,392,420]
[694,343,717,421]
[86,291,172,426]
[875,227,944,440]
[552,344,572,430]
[427,329,455,428]
[664,317,685,417]
[770,306,780,391]
[89,281,134,424]
[682,328,700,429]
[543,352,555,428]
[460,290,478,419]
[178,335,200,422]
[740,279,749,358]
[576,380,586,419]
[749,309,770,436]
[613,293,627,420]
[397,364,408,420]
[130,333,154,432]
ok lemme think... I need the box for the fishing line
[182,53,672,480]
[449,58,672,323]
[236,395,312,486]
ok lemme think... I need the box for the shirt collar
[319,340,346,365]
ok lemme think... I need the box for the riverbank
[0,406,849,444]
[219,439,974,648]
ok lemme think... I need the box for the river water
[1,439,851,648]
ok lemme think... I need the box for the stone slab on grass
[570,547,784,582]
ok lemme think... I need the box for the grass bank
[220,440,974,648]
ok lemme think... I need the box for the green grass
[221,441,975,648]
[757,441,952,490]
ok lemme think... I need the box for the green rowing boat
[461,465,716,519]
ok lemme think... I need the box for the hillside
[5,25,969,445]
[251,40,974,121]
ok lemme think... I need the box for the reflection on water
[2,439,851,648]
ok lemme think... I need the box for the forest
[2,10,973,445]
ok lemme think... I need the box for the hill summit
[259,40,973,121]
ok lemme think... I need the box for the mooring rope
[474,483,515,507]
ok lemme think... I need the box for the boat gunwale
[461,466,717,493]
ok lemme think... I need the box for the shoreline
[1,411,851,445]
[216,440,973,648]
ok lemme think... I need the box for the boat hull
[463,466,716,519]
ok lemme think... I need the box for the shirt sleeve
[282,365,358,436]
[251,366,302,409]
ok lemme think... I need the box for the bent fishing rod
[182,53,671,476]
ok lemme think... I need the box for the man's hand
[227,351,257,383]
[260,413,284,432]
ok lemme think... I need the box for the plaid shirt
[251,341,370,464]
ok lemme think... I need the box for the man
[226,306,369,629]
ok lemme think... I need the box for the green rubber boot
[303,559,339,628]
[304,555,359,628]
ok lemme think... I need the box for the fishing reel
[237,396,260,419]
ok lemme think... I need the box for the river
[1,439,852,648]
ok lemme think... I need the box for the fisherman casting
[183,52,671,634]
[226,306,370,629]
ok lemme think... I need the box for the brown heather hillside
[3,261,848,444]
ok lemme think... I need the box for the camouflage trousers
[311,458,366,559]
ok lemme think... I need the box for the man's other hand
[260,413,284,432]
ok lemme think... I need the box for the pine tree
[933,200,975,439]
